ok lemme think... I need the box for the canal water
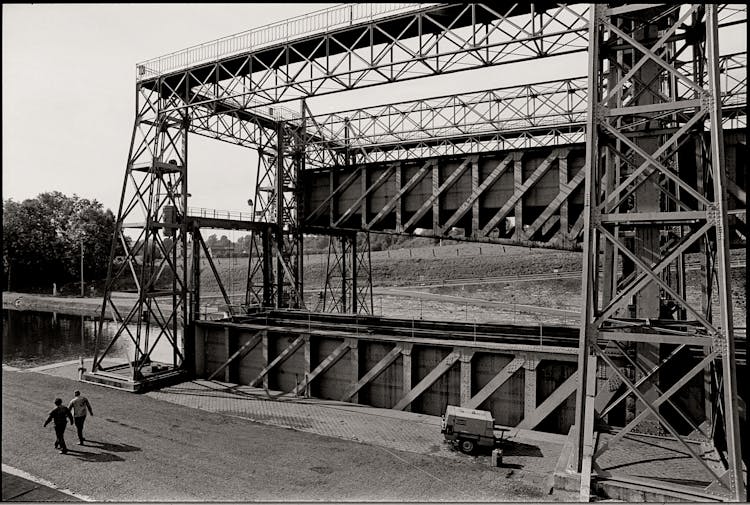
[2,309,177,368]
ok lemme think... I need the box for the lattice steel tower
[574,4,744,500]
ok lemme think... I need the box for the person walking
[43,398,74,454]
[68,390,94,445]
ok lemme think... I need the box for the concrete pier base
[82,362,187,392]
[552,429,734,502]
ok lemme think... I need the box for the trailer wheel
[459,439,476,454]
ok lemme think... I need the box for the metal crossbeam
[518,371,578,430]
[367,160,432,229]
[464,356,525,409]
[481,149,562,235]
[208,332,263,381]
[250,335,305,387]
[340,344,404,401]
[393,350,460,411]
[293,341,350,395]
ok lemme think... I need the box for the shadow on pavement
[63,449,125,463]
[503,440,543,458]
[82,440,141,453]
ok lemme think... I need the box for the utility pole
[80,237,84,297]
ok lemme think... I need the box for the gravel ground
[2,369,561,502]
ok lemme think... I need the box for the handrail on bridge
[186,206,255,222]
[136,3,439,81]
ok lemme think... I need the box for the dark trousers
[74,416,86,443]
[54,424,68,452]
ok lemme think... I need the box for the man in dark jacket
[43,398,74,454]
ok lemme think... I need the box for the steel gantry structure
[90,3,746,500]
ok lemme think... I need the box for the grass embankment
[202,243,746,326]
[204,242,582,291]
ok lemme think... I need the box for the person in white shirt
[68,390,94,445]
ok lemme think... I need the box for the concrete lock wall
[361,341,403,409]
[473,353,525,427]
[195,321,578,434]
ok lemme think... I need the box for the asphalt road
[2,369,553,502]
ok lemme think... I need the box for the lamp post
[80,237,85,297]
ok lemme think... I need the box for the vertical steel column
[705,6,743,497]
[275,123,285,308]
[575,4,744,500]
[185,222,200,374]
[572,4,601,480]
[246,135,279,309]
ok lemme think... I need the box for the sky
[3,4,743,218]
[2,4,334,215]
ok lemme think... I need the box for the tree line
[2,191,454,292]
[3,192,119,293]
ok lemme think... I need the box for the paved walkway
[2,466,85,502]
[32,360,567,486]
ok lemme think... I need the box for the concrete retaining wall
[196,320,579,434]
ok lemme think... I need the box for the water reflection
[2,309,178,368]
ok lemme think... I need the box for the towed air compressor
[440,405,508,458]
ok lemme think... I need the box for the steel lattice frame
[93,84,190,378]
[180,49,744,167]
[303,78,589,166]
[245,120,306,309]
[321,232,374,315]
[574,4,744,501]
[144,4,590,114]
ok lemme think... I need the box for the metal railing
[137,3,438,81]
[187,207,254,222]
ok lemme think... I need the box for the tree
[3,192,118,292]
[216,235,232,257]
[235,234,252,256]
[3,198,60,289]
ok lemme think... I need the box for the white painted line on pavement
[2,463,95,502]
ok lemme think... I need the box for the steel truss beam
[93,84,190,379]
[574,5,744,501]
[301,51,745,165]
[320,232,373,315]
[143,4,590,112]
[303,78,588,166]
[182,48,744,166]
[133,3,741,166]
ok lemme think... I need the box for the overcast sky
[3,4,743,218]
